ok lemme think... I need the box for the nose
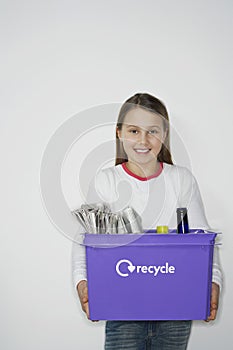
[139,131,149,145]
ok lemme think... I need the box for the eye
[129,129,138,134]
[148,129,158,135]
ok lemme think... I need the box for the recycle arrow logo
[128,265,136,273]
[116,259,135,277]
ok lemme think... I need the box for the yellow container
[156,226,169,234]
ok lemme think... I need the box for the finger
[211,292,219,304]
[80,287,88,301]
[206,305,218,321]
[83,288,88,299]
[211,308,217,320]
[207,310,217,321]
[81,300,88,313]
[211,305,218,319]
[84,301,90,319]
[81,294,88,302]
[211,302,218,311]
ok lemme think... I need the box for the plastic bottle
[176,208,189,233]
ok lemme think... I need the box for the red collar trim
[121,162,163,181]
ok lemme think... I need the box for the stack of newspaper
[72,203,142,234]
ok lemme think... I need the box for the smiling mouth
[134,148,151,154]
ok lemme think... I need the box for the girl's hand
[206,282,220,322]
[77,280,90,319]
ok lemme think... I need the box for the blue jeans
[105,320,192,350]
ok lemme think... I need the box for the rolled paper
[122,207,143,233]
[117,214,128,234]
[89,211,98,233]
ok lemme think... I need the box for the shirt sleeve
[71,170,110,291]
[179,167,223,290]
[179,167,209,229]
[71,215,87,291]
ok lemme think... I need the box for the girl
[72,93,222,350]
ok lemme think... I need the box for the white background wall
[1,1,232,349]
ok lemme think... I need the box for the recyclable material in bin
[84,231,217,320]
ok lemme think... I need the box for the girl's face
[117,107,167,172]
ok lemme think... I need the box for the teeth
[135,149,150,153]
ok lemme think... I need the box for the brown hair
[115,93,173,166]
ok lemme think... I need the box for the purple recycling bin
[84,231,217,320]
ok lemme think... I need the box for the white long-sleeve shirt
[72,162,222,289]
